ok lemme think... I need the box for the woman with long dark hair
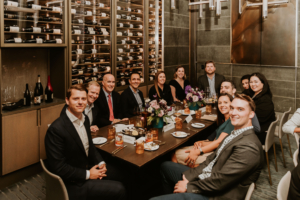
[249,72,276,144]
[169,66,190,102]
[241,74,251,96]
[148,71,173,105]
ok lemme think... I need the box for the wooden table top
[93,115,215,168]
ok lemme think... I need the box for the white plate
[144,142,159,151]
[179,110,195,115]
[171,131,188,138]
[191,123,205,128]
[93,137,107,144]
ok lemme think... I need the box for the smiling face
[229,98,254,130]
[158,73,166,85]
[205,63,216,75]
[250,76,264,94]
[242,79,249,90]
[218,95,231,115]
[87,85,100,105]
[66,89,87,116]
[102,74,115,93]
[129,74,141,90]
[176,67,185,79]
[220,82,236,96]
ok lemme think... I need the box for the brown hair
[216,93,233,126]
[66,84,87,99]
[173,66,186,80]
[234,93,256,111]
[154,71,166,98]
[205,60,215,67]
[221,79,236,89]
[86,81,100,90]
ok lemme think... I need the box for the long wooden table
[93,115,216,168]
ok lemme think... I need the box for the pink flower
[154,105,160,110]
[193,96,199,102]
[158,110,164,117]
[150,100,158,108]
[186,93,192,99]
[160,99,167,105]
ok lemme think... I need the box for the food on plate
[184,107,190,114]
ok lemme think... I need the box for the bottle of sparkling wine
[45,75,53,103]
[37,75,44,102]
[24,83,31,106]
[34,83,41,105]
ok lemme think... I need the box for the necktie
[108,94,114,121]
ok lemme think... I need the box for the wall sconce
[171,0,175,10]
[189,0,227,18]
[239,0,289,18]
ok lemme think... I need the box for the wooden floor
[0,134,297,200]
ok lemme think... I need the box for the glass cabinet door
[115,0,144,88]
[3,0,65,45]
[70,0,112,85]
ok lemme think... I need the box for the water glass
[195,110,202,119]
[135,140,144,154]
[151,128,158,140]
[145,131,153,143]
[175,118,183,129]
[115,133,124,146]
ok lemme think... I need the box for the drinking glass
[174,104,182,119]
[135,117,143,127]
[206,104,212,115]
[145,131,153,143]
[195,110,202,119]
[151,128,158,140]
[175,118,183,129]
[107,127,116,140]
[115,133,124,146]
[135,140,144,154]
[205,87,210,99]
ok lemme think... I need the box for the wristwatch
[199,147,204,155]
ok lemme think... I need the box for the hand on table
[174,175,189,193]
[184,149,200,167]
[90,125,99,132]
[112,119,121,124]
[122,118,129,121]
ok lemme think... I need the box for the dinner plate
[191,123,205,128]
[144,142,159,151]
[92,137,107,144]
[171,131,188,138]
[179,110,195,116]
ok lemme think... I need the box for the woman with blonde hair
[169,66,190,102]
[148,71,173,105]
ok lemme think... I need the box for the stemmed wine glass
[174,104,182,120]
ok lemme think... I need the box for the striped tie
[108,94,114,121]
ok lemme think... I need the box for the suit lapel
[139,91,145,106]
[91,103,98,124]
[203,75,209,89]
[61,112,87,157]
[100,88,109,114]
[128,87,139,107]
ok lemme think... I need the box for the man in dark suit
[60,81,101,132]
[198,61,225,95]
[120,73,145,118]
[45,84,126,200]
[96,74,127,127]
[150,94,264,200]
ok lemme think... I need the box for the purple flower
[185,85,192,94]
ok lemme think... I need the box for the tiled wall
[163,0,190,83]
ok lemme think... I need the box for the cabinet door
[2,110,39,175]
[40,104,65,160]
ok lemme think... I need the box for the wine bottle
[44,40,57,43]
[4,13,19,19]
[45,76,53,103]
[4,38,15,43]
[34,83,41,105]
[24,83,31,106]
[37,75,44,102]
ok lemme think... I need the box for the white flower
[148,107,153,113]
[145,98,151,103]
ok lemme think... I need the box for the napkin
[201,115,217,121]
[166,116,176,124]
[114,124,134,132]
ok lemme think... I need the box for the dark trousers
[150,161,209,200]
[65,163,127,200]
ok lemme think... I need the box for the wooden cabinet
[40,104,65,160]
[2,110,39,175]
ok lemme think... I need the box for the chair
[40,159,69,200]
[263,116,279,186]
[293,149,298,167]
[275,107,292,167]
[277,171,291,200]
[244,183,255,200]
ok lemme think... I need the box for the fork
[112,146,123,154]
[113,145,127,155]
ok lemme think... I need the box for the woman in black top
[241,74,251,96]
[249,72,276,145]
[148,71,173,105]
[169,66,190,102]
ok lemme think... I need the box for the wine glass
[174,104,182,119]
[205,87,210,100]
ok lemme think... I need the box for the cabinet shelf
[74,61,110,66]
[72,53,110,56]
[72,24,110,28]
[117,67,143,71]
[4,31,63,35]
[117,59,143,62]
[117,10,143,15]
[72,71,111,77]
[116,1,143,8]
[4,6,62,14]
[117,27,143,31]
[72,44,110,46]
[72,34,110,37]
[117,36,142,38]
[4,18,63,24]
[71,3,110,10]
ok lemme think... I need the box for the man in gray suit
[151,93,264,200]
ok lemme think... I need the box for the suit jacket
[197,73,225,94]
[183,129,264,200]
[60,103,100,127]
[120,86,145,118]
[45,110,104,185]
[96,88,122,128]
[288,150,300,200]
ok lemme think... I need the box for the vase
[189,104,199,111]
[152,117,164,128]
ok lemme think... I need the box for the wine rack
[148,0,163,83]
[115,0,145,88]
[70,0,112,86]
[1,0,66,46]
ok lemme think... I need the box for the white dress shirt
[66,109,105,179]
[85,103,94,125]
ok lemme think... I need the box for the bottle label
[56,39,62,44]
[150,4,153,8]
[117,6,121,10]
[92,77,97,81]
[71,9,76,14]
[101,28,106,32]
[99,3,104,7]
[78,19,83,23]
[7,1,19,7]
[149,41,152,44]
[78,70,83,75]
[33,27,41,33]
[34,96,41,104]
[74,30,81,34]
[128,32,133,36]
[139,48,143,52]
[92,49,97,53]
[118,57,123,61]
[149,19,152,22]
[121,80,125,85]
[103,31,109,36]
[138,56,142,59]
[93,67,98,72]
[137,17,141,21]
[118,48,123,53]
[24,98,26,105]
[126,16,131,20]
[14,38,22,43]
[117,15,121,19]
[8,14,14,19]
[85,1,91,5]
[132,40,135,44]
[91,39,95,44]
[117,32,122,36]
[53,29,61,34]
[36,38,43,43]
[101,13,106,17]
[88,27,94,31]
[128,56,133,60]
[32,4,42,10]
[128,8,131,11]
[104,40,109,44]
[89,31,95,34]
[121,40,125,44]
[137,9,141,13]
[78,79,83,84]
[10,26,19,32]
[86,11,92,16]
[119,23,123,27]
[130,49,134,52]
[77,49,82,54]
[53,7,61,12]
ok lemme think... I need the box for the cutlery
[99,139,115,147]
[159,142,166,146]
[113,145,127,155]
[112,146,123,154]
[186,127,196,133]
[98,141,108,148]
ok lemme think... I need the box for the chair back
[293,149,298,167]
[279,107,292,138]
[265,116,279,152]
[277,171,291,200]
[244,183,255,200]
[40,159,69,200]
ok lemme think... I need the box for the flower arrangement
[146,97,171,126]
[185,85,206,107]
